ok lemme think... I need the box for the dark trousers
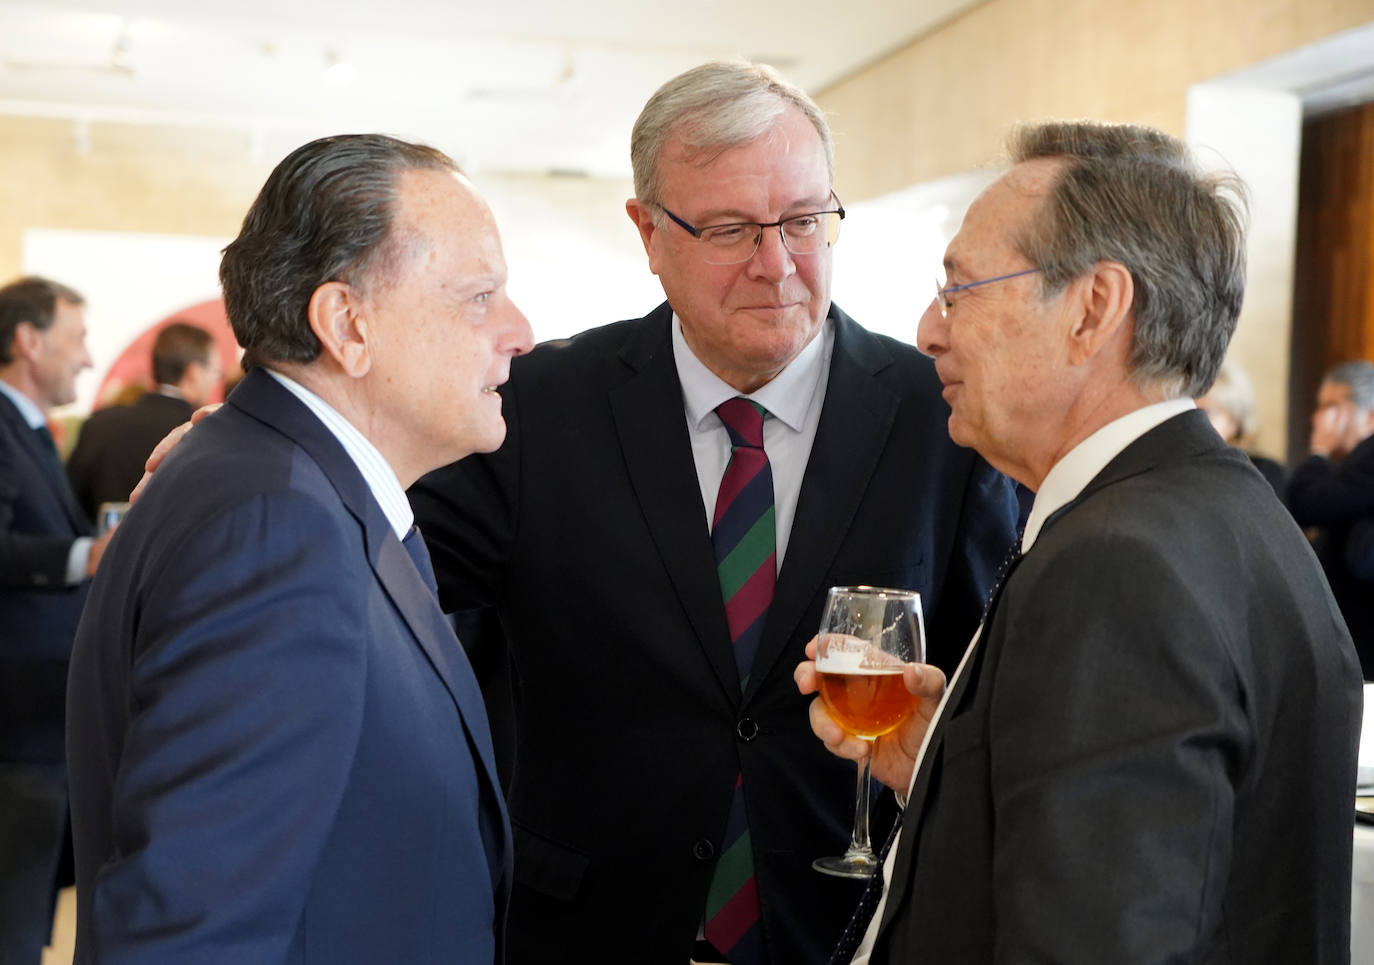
[0,762,67,965]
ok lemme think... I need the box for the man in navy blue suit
[66,134,528,963]
[0,275,110,965]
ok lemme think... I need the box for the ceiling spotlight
[324,50,355,88]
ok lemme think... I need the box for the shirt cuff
[66,537,92,584]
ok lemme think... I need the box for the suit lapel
[609,305,741,701]
[0,393,88,534]
[748,308,900,701]
[228,371,510,833]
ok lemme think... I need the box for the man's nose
[745,225,796,281]
[915,299,946,359]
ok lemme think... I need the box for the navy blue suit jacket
[411,303,1018,964]
[0,388,89,763]
[67,369,512,963]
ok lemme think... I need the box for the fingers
[190,403,220,425]
[904,663,946,701]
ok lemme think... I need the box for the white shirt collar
[264,370,414,541]
[672,312,831,430]
[0,376,46,429]
[1021,397,1195,552]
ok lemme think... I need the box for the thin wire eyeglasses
[657,195,846,266]
[934,267,1042,318]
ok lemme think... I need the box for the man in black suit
[66,321,221,523]
[410,61,1018,964]
[799,121,1363,963]
[0,275,111,965]
[1288,359,1374,680]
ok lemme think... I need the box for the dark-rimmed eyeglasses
[934,267,1042,318]
[657,195,845,266]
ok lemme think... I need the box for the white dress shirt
[673,314,833,569]
[849,397,1195,962]
[265,370,413,542]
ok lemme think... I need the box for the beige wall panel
[822,0,1374,199]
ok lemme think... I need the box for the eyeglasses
[934,267,1042,318]
[656,195,845,265]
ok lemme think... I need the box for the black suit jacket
[66,391,193,523]
[1288,433,1374,678]
[872,411,1363,964]
[410,303,1018,963]
[0,389,89,763]
[67,370,512,962]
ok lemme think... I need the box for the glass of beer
[812,585,925,878]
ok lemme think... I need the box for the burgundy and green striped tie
[704,397,774,964]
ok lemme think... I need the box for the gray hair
[630,60,834,214]
[1008,121,1248,398]
[1324,359,1374,411]
[0,276,85,365]
[219,133,459,369]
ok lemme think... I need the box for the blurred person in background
[1197,358,1287,493]
[65,321,222,523]
[0,275,109,965]
[1288,358,1374,679]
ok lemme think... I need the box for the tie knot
[716,397,766,449]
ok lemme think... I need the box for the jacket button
[736,717,759,742]
[693,839,715,861]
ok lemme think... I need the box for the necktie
[832,537,1025,963]
[827,816,903,965]
[402,525,439,598]
[704,397,774,965]
[34,424,58,456]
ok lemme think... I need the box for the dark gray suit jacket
[411,302,1019,964]
[871,410,1363,964]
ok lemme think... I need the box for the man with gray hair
[798,121,1361,963]
[66,134,527,962]
[410,61,1018,963]
[1289,358,1374,679]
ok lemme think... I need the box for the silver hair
[1324,359,1374,411]
[630,60,834,217]
[1008,121,1249,399]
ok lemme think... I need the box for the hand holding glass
[812,585,925,878]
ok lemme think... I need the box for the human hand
[86,530,114,576]
[129,404,220,503]
[794,637,946,794]
[1311,401,1351,458]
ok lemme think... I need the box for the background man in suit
[0,275,109,965]
[66,321,221,523]
[65,134,528,963]
[799,121,1363,963]
[1288,358,1374,680]
[409,61,1018,964]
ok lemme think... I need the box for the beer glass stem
[849,745,874,854]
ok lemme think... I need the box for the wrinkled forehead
[948,159,1062,265]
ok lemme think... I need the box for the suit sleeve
[0,450,75,589]
[985,531,1245,962]
[1287,439,1374,526]
[89,490,368,962]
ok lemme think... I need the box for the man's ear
[1066,261,1134,366]
[625,199,663,275]
[9,320,41,363]
[307,281,371,378]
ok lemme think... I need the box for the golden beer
[817,669,911,739]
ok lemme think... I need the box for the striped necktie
[704,397,774,965]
